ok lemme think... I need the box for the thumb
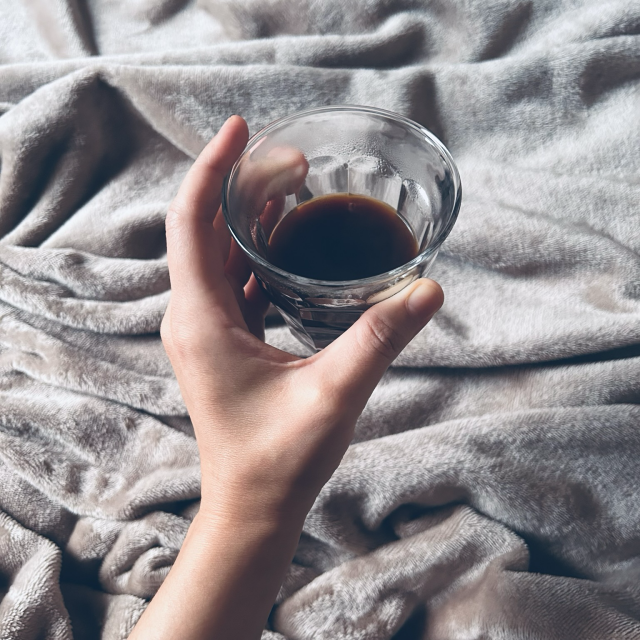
[317,278,444,413]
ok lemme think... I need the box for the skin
[128,115,444,640]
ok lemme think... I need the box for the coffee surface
[267,193,418,281]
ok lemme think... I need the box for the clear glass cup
[222,105,461,351]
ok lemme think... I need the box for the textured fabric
[1,1,639,638]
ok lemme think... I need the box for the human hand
[161,115,444,527]
[131,115,444,640]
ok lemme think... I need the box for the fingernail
[406,281,441,318]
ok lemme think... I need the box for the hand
[162,115,444,525]
[131,115,444,640]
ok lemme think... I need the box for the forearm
[129,502,306,640]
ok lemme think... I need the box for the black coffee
[267,193,418,281]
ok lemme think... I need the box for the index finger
[166,115,249,322]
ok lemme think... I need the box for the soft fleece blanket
[0,1,639,638]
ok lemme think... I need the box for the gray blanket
[1,1,639,638]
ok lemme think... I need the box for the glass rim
[222,104,462,288]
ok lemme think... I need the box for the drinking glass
[222,105,461,351]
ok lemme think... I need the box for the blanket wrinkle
[276,506,531,639]
[0,246,170,302]
[94,512,188,598]
[0,510,72,640]
[0,316,184,415]
[23,0,98,59]
[308,407,640,586]
[0,1,639,638]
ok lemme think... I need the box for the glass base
[278,306,365,351]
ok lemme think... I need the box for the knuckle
[360,311,403,361]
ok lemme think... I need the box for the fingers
[317,279,444,413]
[236,146,308,210]
[259,196,286,240]
[165,116,249,325]
[221,196,285,299]
[232,147,308,249]
[221,145,306,334]
[224,240,253,307]
[244,275,272,340]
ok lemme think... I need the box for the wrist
[198,475,314,532]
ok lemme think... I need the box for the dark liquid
[267,194,418,281]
